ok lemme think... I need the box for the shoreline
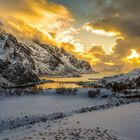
[0,79,54,89]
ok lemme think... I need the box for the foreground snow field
[0,92,108,132]
[0,92,107,118]
[0,92,140,140]
[66,102,140,140]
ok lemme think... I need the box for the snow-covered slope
[95,69,140,90]
[0,33,39,86]
[26,40,93,76]
[0,30,93,86]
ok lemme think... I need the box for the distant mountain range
[0,31,93,86]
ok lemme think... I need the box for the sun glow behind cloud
[0,0,86,54]
[55,27,84,52]
[126,49,140,63]
[0,0,74,44]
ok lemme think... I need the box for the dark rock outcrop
[0,33,39,86]
[0,31,93,86]
[28,41,93,76]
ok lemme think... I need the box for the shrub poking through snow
[88,89,100,98]
[56,88,78,95]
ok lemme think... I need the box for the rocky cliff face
[0,30,93,86]
[27,41,93,76]
[0,33,39,86]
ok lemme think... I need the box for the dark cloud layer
[88,0,140,36]
[84,0,140,72]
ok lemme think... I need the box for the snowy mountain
[25,40,93,76]
[0,33,39,86]
[0,31,93,86]
[95,69,140,91]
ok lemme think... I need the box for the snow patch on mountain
[0,33,39,86]
[0,30,93,86]
[26,40,93,76]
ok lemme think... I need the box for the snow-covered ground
[0,93,139,140]
[0,92,110,132]
[0,92,107,119]
[101,69,140,83]
[0,88,139,140]
[95,69,140,88]
[66,102,140,140]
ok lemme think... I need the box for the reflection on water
[39,72,117,89]
[37,82,82,89]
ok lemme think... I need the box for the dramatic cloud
[82,0,140,72]
[0,0,74,44]
[0,0,85,54]
[83,23,121,37]
[56,27,84,52]
[1,0,140,73]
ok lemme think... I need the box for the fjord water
[38,72,116,89]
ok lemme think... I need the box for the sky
[0,0,140,72]
[52,0,115,52]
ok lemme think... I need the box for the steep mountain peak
[0,32,39,87]
[0,30,93,86]
[27,40,93,76]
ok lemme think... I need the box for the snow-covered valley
[0,69,140,140]
[0,92,139,140]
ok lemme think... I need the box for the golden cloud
[55,27,84,52]
[0,0,86,55]
[83,23,121,37]
[0,0,74,45]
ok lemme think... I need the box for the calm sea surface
[38,72,117,89]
